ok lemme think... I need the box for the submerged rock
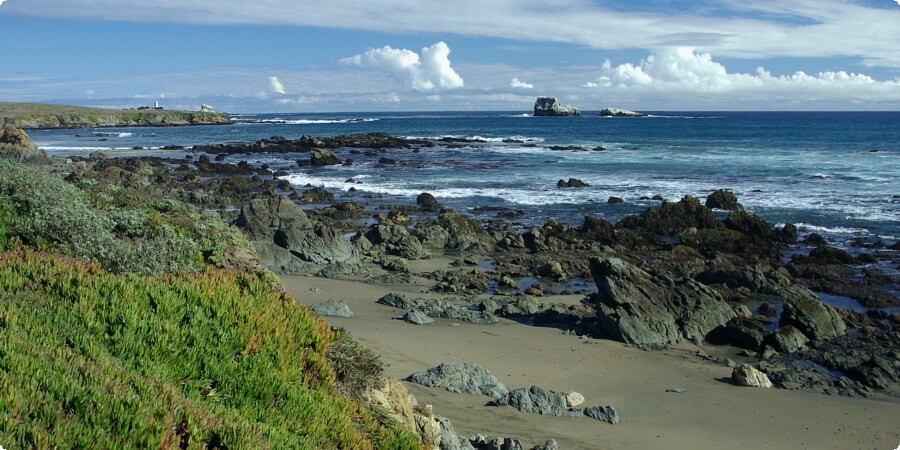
[533,97,580,116]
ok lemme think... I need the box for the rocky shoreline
[17,129,900,447]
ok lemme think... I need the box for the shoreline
[280,272,900,449]
[16,128,900,448]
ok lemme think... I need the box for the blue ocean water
[29,111,900,248]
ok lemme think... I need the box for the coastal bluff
[0,102,229,129]
[533,97,581,116]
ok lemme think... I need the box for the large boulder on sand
[533,97,580,116]
[732,365,773,388]
[407,362,509,398]
[590,257,737,345]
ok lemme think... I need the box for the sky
[1,0,899,112]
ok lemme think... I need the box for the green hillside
[0,102,229,129]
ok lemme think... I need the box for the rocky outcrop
[533,97,580,117]
[488,386,620,424]
[779,285,847,341]
[590,257,737,345]
[599,108,647,118]
[233,195,355,272]
[0,126,48,163]
[617,195,721,235]
[377,293,499,324]
[363,378,442,449]
[416,210,496,252]
[407,362,509,398]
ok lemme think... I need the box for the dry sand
[282,272,900,450]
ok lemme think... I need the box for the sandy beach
[283,271,899,450]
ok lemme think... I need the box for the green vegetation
[0,161,419,448]
[0,161,252,275]
[0,102,228,129]
[0,251,418,449]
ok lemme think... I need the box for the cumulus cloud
[584,47,900,107]
[510,77,534,89]
[268,76,286,95]
[341,41,464,91]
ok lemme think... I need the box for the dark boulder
[705,189,742,211]
[310,147,341,166]
[416,192,442,212]
[556,178,589,188]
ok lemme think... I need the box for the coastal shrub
[1,162,265,275]
[327,332,387,398]
[86,114,101,124]
[0,250,419,449]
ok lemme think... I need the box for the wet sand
[282,272,900,449]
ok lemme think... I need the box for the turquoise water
[29,111,900,245]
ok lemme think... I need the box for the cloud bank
[341,41,464,91]
[584,47,900,107]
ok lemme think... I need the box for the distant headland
[0,102,230,129]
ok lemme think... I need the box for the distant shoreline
[0,102,230,130]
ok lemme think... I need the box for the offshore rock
[533,97,580,116]
[599,108,647,117]
[590,257,736,345]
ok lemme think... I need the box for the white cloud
[6,0,900,69]
[584,47,900,108]
[268,76,286,95]
[341,41,464,91]
[510,77,534,89]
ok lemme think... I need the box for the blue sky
[1,0,899,112]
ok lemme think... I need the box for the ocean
[28,110,900,256]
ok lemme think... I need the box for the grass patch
[0,251,419,449]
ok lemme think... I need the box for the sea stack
[534,97,581,116]
[600,108,647,117]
